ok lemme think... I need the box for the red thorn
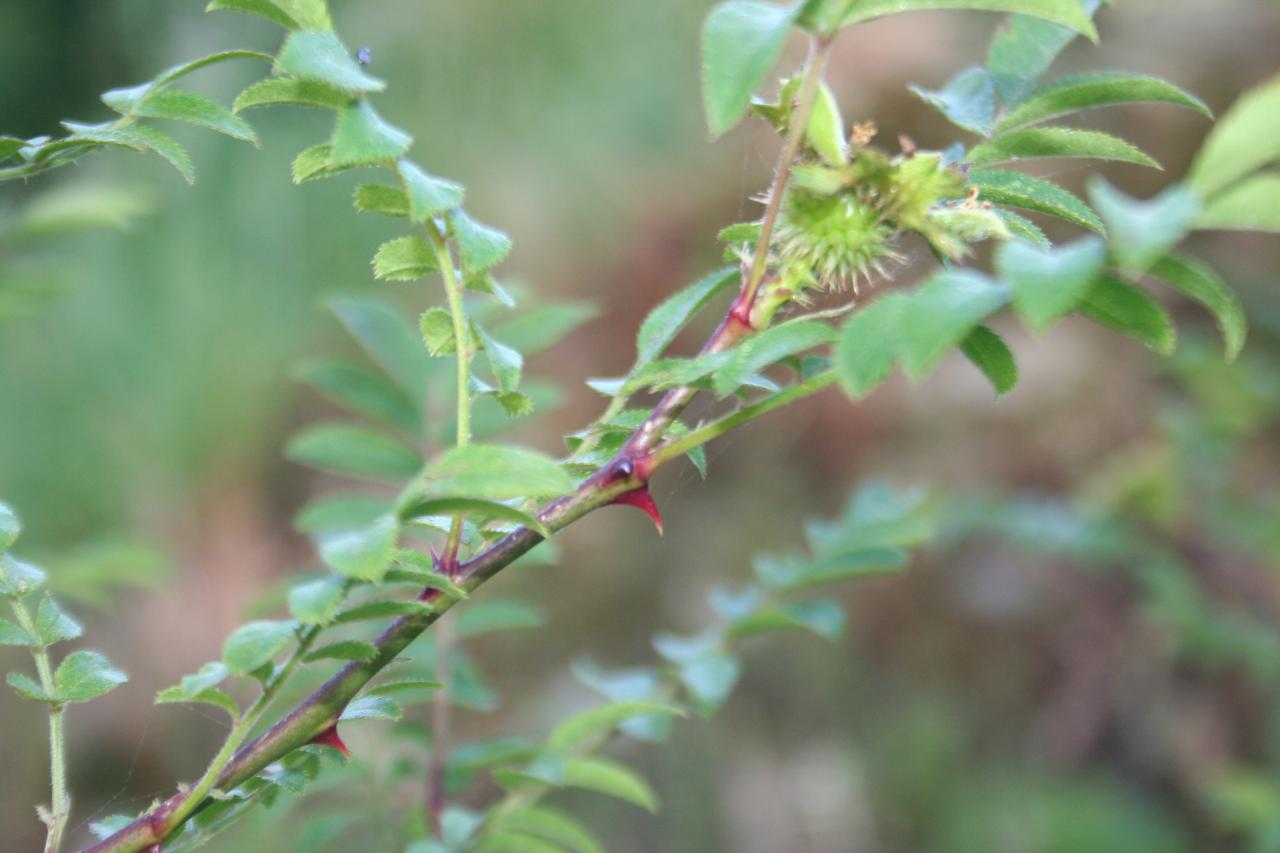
[307,724,350,760]
[611,485,664,536]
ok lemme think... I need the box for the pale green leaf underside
[841,0,1097,41]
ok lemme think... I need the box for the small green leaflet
[54,650,128,702]
[275,31,383,94]
[712,320,835,397]
[834,293,906,399]
[330,297,431,403]
[400,160,466,221]
[156,662,239,719]
[563,757,660,812]
[493,807,605,853]
[996,72,1211,133]
[1078,275,1176,355]
[1187,73,1280,198]
[399,497,550,538]
[304,641,378,663]
[968,167,1104,233]
[544,701,684,753]
[476,325,523,394]
[234,78,351,113]
[422,444,574,501]
[996,235,1105,332]
[985,0,1104,107]
[806,81,847,166]
[222,620,297,676]
[373,235,438,281]
[316,514,399,581]
[293,357,421,435]
[1149,254,1246,362]
[1196,174,1280,234]
[967,128,1159,169]
[701,1,799,138]
[895,270,1009,379]
[128,90,258,144]
[206,0,302,30]
[635,267,737,368]
[0,502,19,550]
[1088,178,1200,273]
[329,101,411,168]
[839,0,1097,40]
[449,210,512,273]
[288,577,347,625]
[959,325,1018,395]
[909,67,997,137]
[286,424,422,481]
[0,553,47,597]
[34,596,83,645]
[353,183,409,217]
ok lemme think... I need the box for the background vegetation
[2,1,1279,850]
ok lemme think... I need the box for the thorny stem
[82,30,847,853]
[739,33,835,314]
[6,593,69,853]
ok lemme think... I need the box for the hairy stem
[739,33,834,313]
[7,595,69,853]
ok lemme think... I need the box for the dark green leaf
[293,357,421,435]
[909,67,997,136]
[701,1,799,137]
[564,757,660,812]
[996,72,1211,133]
[276,31,384,94]
[422,444,573,501]
[400,160,466,221]
[712,320,835,397]
[840,0,1097,39]
[1195,173,1280,234]
[373,235,438,281]
[54,650,128,702]
[222,621,296,676]
[968,127,1159,169]
[329,100,411,168]
[0,137,25,161]
[996,235,1105,331]
[1088,178,1200,272]
[896,270,1009,379]
[985,0,1103,107]
[303,640,378,663]
[449,210,512,273]
[233,78,351,112]
[835,293,906,399]
[288,577,347,625]
[969,167,1104,233]
[960,325,1019,395]
[317,514,399,581]
[1079,274,1176,355]
[1149,254,1246,362]
[286,424,422,482]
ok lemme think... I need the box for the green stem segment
[8,597,69,853]
[739,33,835,314]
